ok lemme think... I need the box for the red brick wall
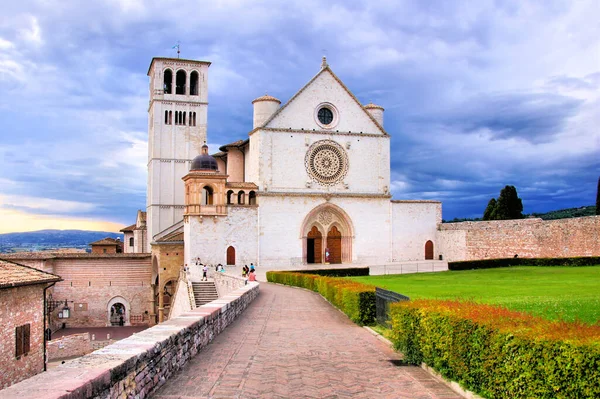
[47,333,92,361]
[439,216,600,261]
[91,245,117,254]
[0,284,45,389]
[49,257,153,327]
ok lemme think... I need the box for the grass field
[351,266,600,324]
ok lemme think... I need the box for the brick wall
[1,282,260,399]
[47,332,92,361]
[439,216,600,261]
[0,284,45,390]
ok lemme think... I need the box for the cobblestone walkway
[152,283,462,399]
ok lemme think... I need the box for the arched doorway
[162,279,176,318]
[306,226,322,264]
[227,246,235,265]
[327,226,342,264]
[107,296,130,326]
[425,240,434,260]
[300,204,354,264]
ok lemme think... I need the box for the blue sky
[0,0,598,232]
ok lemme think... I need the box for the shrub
[266,271,376,325]
[390,300,600,398]
[449,256,600,271]
[292,267,370,277]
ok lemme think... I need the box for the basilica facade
[143,56,441,275]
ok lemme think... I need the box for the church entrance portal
[301,204,353,264]
[307,226,322,264]
[327,226,342,264]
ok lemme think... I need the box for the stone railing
[213,272,247,296]
[168,269,194,319]
[1,282,260,399]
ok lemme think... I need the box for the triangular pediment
[262,66,387,135]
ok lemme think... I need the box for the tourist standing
[248,270,257,282]
[202,264,208,281]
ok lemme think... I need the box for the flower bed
[390,299,600,398]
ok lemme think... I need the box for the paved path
[152,283,462,399]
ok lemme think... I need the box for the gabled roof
[89,237,121,246]
[259,62,388,136]
[120,224,136,233]
[0,259,61,289]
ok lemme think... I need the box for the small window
[129,237,134,247]
[169,110,172,124]
[103,248,107,254]
[183,112,186,126]
[202,186,214,205]
[249,191,257,205]
[15,324,31,358]
[227,190,234,205]
[190,71,199,95]
[164,110,169,124]
[163,69,173,94]
[238,191,245,205]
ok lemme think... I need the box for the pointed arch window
[163,69,173,94]
[176,70,186,95]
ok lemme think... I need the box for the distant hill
[0,229,124,253]
[443,205,596,223]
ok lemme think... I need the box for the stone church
[139,56,441,274]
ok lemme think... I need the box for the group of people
[242,263,257,281]
[200,262,256,281]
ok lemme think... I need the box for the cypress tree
[596,177,600,215]
[483,198,497,220]
[495,185,523,219]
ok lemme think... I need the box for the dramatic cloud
[0,0,598,230]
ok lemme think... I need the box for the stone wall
[391,200,442,262]
[213,272,247,296]
[47,332,92,361]
[438,216,600,261]
[0,284,45,390]
[1,282,260,399]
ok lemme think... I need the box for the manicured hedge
[390,300,600,399]
[293,267,370,277]
[267,271,376,325]
[449,256,600,271]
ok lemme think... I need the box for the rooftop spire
[321,56,328,68]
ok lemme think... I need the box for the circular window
[317,108,333,125]
[314,103,339,129]
[305,140,349,185]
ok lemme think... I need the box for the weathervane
[172,41,180,58]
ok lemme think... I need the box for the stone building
[0,259,61,389]
[133,56,441,278]
[89,237,123,254]
[0,253,153,328]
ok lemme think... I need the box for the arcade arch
[107,296,131,326]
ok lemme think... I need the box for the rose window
[305,140,349,185]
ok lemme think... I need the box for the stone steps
[192,282,219,306]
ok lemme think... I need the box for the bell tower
[146,57,211,251]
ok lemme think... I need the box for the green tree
[482,185,524,220]
[483,198,497,220]
[596,177,600,215]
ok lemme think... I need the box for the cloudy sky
[0,0,598,233]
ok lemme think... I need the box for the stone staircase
[192,281,219,306]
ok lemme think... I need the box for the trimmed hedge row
[390,300,600,399]
[449,256,600,271]
[266,271,376,325]
[292,267,370,277]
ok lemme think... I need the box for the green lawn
[351,266,600,324]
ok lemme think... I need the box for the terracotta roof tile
[120,224,136,232]
[0,259,61,289]
[89,237,121,246]
[252,94,281,104]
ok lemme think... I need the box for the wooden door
[425,240,434,260]
[327,226,342,264]
[227,246,235,265]
[307,226,322,263]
